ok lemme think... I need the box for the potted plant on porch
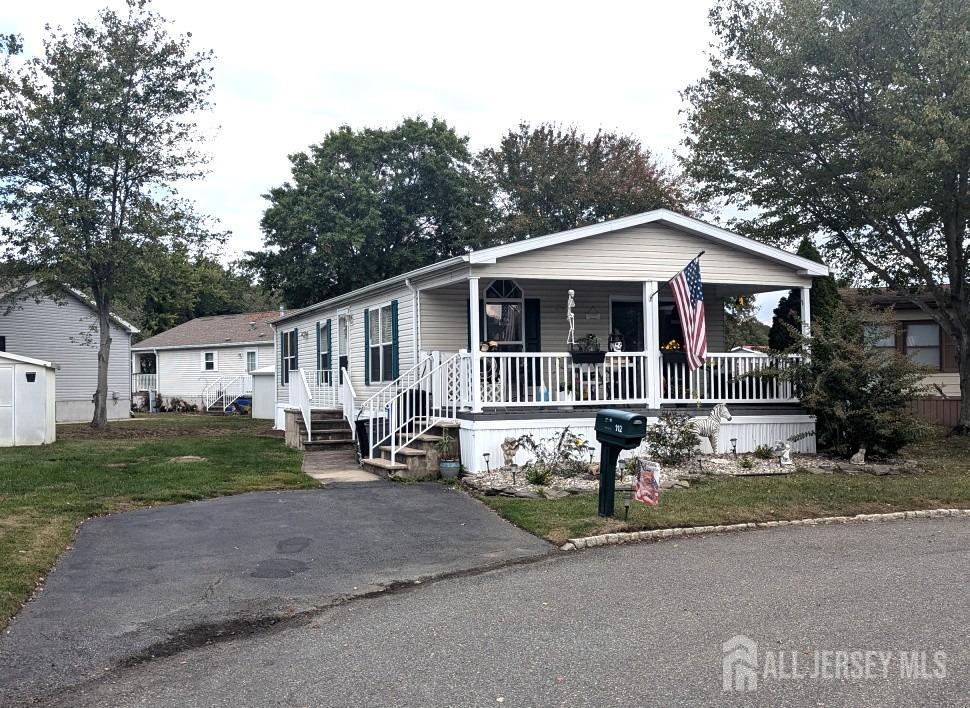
[661,339,687,364]
[570,333,606,364]
[436,430,461,479]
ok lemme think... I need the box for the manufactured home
[131,311,277,412]
[272,210,828,474]
[0,283,137,423]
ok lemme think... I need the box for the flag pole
[648,251,705,301]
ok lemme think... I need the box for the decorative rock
[561,543,575,551]
[571,538,586,549]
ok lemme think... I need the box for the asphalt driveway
[40,517,970,707]
[0,484,552,704]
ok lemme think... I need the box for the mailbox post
[594,409,647,517]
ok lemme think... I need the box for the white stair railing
[384,352,463,465]
[340,368,356,440]
[357,356,433,459]
[288,368,314,439]
[202,375,247,412]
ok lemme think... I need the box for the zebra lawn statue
[693,403,733,454]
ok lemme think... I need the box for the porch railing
[305,369,340,408]
[132,373,157,391]
[288,368,314,439]
[340,368,356,440]
[662,352,799,403]
[478,352,651,407]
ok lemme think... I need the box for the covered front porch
[417,276,809,410]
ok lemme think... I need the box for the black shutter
[524,299,541,352]
[363,308,370,385]
[390,300,400,379]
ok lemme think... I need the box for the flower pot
[439,460,461,479]
[661,350,687,365]
[570,351,607,365]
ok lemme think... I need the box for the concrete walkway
[302,448,381,484]
[0,486,552,705]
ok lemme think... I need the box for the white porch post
[643,280,661,408]
[800,286,812,339]
[468,276,482,413]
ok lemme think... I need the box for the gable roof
[0,351,56,368]
[274,209,829,325]
[0,281,140,334]
[132,311,279,351]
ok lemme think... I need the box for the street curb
[559,508,970,551]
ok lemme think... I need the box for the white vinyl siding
[419,279,727,354]
[152,344,272,405]
[473,223,813,288]
[0,286,132,423]
[274,284,416,404]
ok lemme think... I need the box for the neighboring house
[131,312,277,412]
[0,284,137,423]
[273,209,830,474]
[845,288,962,426]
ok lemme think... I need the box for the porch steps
[360,421,459,481]
[294,409,356,452]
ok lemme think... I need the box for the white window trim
[483,280,525,350]
[245,348,258,372]
[368,303,394,383]
[201,350,218,372]
[281,328,299,385]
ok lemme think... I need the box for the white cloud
[5,0,716,259]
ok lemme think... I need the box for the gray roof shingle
[132,311,279,350]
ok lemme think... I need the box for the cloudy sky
[5,0,785,321]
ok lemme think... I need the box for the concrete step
[302,438,356,452]
[379,445,427,458]
[361,456,438,482]
[309,409,344,421]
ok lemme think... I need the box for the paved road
[32,517,970,707]
[0,485,552,704]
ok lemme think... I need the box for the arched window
[484,280,524,351]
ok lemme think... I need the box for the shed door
[14,367,46,445]
[0,365,13,446]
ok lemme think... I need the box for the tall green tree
[683,0,970,429]
[724,294,770,349]
[0,1,217,428]
[479,122,691,242]
[122,248,277,337]
[249,118,493,308]
[769,237,840,350]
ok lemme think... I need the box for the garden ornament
[773,440,794,466]
[693,403,732,453]
[566,289,576,348]
[500,437,520,468]
[850,447,866,464]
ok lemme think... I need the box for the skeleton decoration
[566,289,576,348]
[500,437,520,468]
[693,403,732,453]
[773,440,794,466]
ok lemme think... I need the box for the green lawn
[481,435,970,545]
[0,415,313,627]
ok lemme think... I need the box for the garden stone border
[560,508,970,551]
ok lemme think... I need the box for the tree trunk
[91,301,113,430]
[959,337,970,434]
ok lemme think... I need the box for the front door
[338,315,350,383]
[610,300,644,351]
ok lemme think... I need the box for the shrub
[778,304,931,457]
[644,412,700,466]
[516,427,593,479]
[737,456,755,470]
[753,444,774,460]
[525,466,552,486]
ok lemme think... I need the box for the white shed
[0,352,57,446]
[250,365,277,420]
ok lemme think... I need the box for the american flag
[671,258,708,371]
[635,460,660,506]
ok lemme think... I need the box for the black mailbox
[595,409,647,517]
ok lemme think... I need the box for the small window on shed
[25,371,36,383]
